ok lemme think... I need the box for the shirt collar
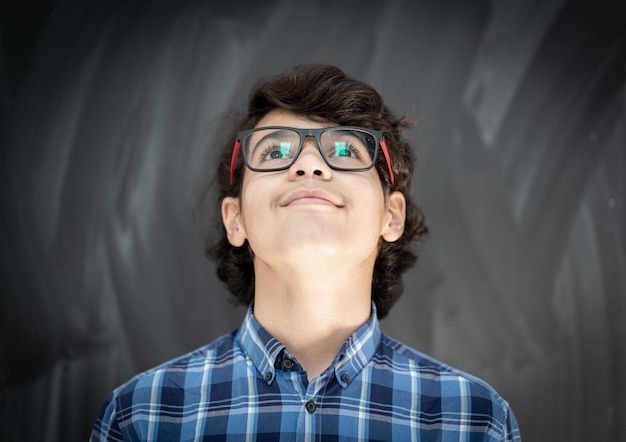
[237,303,382,387]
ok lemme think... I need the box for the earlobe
[381,191,406,242]
[221,197,247,247]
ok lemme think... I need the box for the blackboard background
[1,0,624,440]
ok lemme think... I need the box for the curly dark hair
[206,63,428,318]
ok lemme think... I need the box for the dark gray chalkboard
[1,0,624,440]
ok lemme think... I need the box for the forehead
[255,109,335,129]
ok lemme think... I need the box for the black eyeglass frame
[229,126,395,185]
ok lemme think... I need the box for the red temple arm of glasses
[229,139,241,184]
[381,138,395,186]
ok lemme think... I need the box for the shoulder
[113,329,241,405]
[379,333,504,395]
[91,331,243,440]
[377,333,520,437]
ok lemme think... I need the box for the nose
[288,137,332,180]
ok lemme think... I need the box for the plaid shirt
[91,305,521,441]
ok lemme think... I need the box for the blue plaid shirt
[91,305,521,441]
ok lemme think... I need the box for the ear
[381,191,406,242]
[221,196,247,247]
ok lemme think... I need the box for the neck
[252,260,373,380]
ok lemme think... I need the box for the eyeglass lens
[244,128,377,170]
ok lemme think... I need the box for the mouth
[280,189,343,208]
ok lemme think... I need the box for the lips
[280,189,344,207]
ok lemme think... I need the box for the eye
[260,142,293,161]
[330,142,362,159]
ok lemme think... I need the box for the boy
[92,64,521,441]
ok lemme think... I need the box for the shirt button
[264,372,272,381]
[340,373,350,383]
[305,400,316,413]
[282,359,295,370]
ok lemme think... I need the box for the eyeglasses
[230,126,395,185]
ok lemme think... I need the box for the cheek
[238,182,276,239]
[239,195,264,229]
[350,178,386,212]
[346,187,388,238]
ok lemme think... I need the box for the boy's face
[221,109,405,273]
